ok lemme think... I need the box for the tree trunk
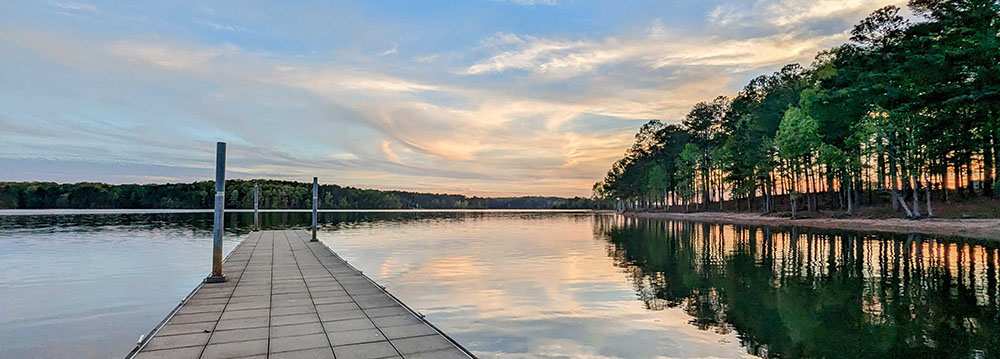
[854,168,862,213]
[764,179,770,214]
[995,131,1000,198]
[846,175,854,215]
[761,183,767,214]
[911,176,922,218]
[803,163,810,212]
[985,138,995,197]
[702,162,710,207]
[790,165,798,219]
[813,167,819,211]
[943,164,950,202]
[827,174,836,210]
[889,147,901,211]
[791,197,797,219]
[718,172,725,211]
[769,172,776,213]
[838,169,844,210]
[805,162,814,212]
[897,195,914,218]
[878,151,886,190]
[762,175,770,214]
[955,161,964,198]
[663,189,668,210]
[889,148,913,219]
[866,153,874,205]
[924,173,934,217]
[966,155,975,195]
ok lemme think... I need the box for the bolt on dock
[128,230,474,359]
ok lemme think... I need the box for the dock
[129,230,474,359]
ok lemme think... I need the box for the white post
[253,183,259,231]
[205,142,227,283]
[311,177,318,241]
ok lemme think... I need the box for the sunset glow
[1,1,905,196]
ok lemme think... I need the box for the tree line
[0,180,593,209]
[594,0,1000,218]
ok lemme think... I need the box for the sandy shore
[625,211,1000,241]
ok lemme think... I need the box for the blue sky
[0,0,903,196]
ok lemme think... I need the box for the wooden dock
[129,230,474,359]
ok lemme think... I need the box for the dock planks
[130,230,473,359]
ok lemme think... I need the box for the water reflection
[596,216,1000,359]
[0,213,249,359]
[5,211,996,359]
[317,212,753,359]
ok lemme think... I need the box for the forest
[0,180,593,210]
[594,0,1000,219]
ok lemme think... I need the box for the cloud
[708,0,908,28]
[107,40,235,72]
[414,54,438,63]
[195,20,245,32]
[0,30,765,196]
[381,140,402,163]
[52,1,97,13]
[464,27,846,78]
[494,0,558,5]
[466,33,594,76]
[277,69,441,94]
[377,44,398,56]
[5,32,626,195]
[1,2,881,197]
[583,73,737,120]
[103,40,440,95]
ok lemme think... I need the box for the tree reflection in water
[595,215,1000,359]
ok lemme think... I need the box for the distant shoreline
[624,211,1000,241]
[0,180,595,211]
[0,208,594,216]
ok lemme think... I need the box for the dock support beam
[253,183,259,231]
[311,177,319,241]
[205,142,227,283]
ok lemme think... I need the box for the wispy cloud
[195,20,245,32]
[464,27,846,78]
[275,69,441,94]
[494,0,558,6]
[52,1,97,13]
[107,40,234,72]
[414,54,438,63]
[708,0,908,28]
[377,44,398,56]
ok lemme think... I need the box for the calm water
[1,211,998,358]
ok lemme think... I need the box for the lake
[1,211,997,358]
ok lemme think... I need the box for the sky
[0,0,905,197]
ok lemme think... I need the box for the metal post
[253,183,259,231]
[205,142,227,283]
[311,177,318,241]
